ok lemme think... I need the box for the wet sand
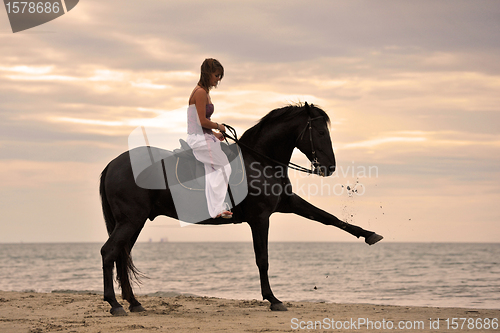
[0,290,498,332]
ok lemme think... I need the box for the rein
[222,116,324,175]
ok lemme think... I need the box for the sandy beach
[0,291,498,332]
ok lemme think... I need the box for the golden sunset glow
[1,0,499,243]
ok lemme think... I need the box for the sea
[0,242,499,309]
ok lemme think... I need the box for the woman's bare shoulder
[190,86,208,104]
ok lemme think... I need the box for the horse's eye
[319,131,325,136]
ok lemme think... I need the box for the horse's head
[295,102,336,177]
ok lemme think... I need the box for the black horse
[99,103,383,316]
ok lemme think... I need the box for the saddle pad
[174,140,246,191]
[130,143,248,223]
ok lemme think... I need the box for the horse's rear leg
[101,225,144,316]
[250,218,287,311]
[101,237,127,316]
[120,228,146,313]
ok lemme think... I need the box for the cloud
[0,159,96,189]
[341,136,427,150]
[0,65,54,74]
[339,130,500,150]
[52,117,124,127]
[1,0,500,242]
[6,0,499,68]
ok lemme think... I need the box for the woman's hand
[214,132,225,141]
[217,123,226,132]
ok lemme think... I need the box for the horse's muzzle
[313,166,335,177]
[312,161,336,177]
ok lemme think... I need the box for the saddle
[173,139,244,190]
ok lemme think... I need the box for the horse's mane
[241,103,330,140]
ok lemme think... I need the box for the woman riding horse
[100,101,383,316]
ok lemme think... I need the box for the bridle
[222,115,326,176]
[295,115,325,174]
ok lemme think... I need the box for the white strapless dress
[186,104,231,218]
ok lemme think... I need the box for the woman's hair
[198,58,224,91]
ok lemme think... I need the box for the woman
[187,58,232,219]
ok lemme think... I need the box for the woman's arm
[194,89,225,132]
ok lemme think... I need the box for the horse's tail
[100,164,144,299]
[100,165,115,236]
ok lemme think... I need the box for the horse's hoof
[130,304,146,312]
[365,233,383,245]
[110,306,128,316]
[270,302,288,311]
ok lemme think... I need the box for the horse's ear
[304,101,311,115]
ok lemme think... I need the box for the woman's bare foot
[216,211,233,219]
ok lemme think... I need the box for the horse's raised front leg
[249,218,287,311]
[277,193,383,245]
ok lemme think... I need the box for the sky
[0,0,499,243]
